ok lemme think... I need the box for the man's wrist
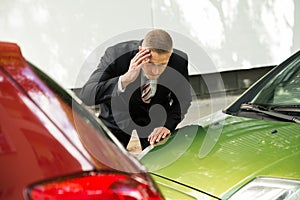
[118,76,126,92]
[120,74,131,89]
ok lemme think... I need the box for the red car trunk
[0,42,164,200]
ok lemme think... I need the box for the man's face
[141,50,171,80]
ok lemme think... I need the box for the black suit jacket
[80,40,192,133]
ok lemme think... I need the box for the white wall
[1,0,299,88]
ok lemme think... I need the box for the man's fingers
[155,133,163,143]
[148,127,170,145]
[135,52,150,66]
[158,130,170,141]
[149,135,157,145]
[162,131,170,139]
[132,49,150,66]
[132,49,146,61]
[148,129,158,145]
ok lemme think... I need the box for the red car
[0,42,163,200]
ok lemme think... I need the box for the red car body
[0,42,163,200]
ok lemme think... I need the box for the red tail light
[26,171,164,200]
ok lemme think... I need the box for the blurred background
[1,0,300,97]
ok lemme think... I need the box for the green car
[139,50,300,200]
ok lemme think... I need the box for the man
[79,29,191,150]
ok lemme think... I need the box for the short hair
[142,29,173,53]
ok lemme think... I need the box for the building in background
[1,0,299,96]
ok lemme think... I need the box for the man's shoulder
[172,48,188,60]
[167,49,188,75]
[103,40,140,61]
[108,40,140,54]
[169,49,188,69]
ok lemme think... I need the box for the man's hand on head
[120,47,151,89]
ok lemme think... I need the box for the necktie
[141,82,152,103]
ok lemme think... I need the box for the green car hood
[140,113,300,198]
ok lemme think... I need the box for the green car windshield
[250,57,300,107]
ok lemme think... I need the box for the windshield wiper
[268,105,300,113]
[240,103,300,123]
